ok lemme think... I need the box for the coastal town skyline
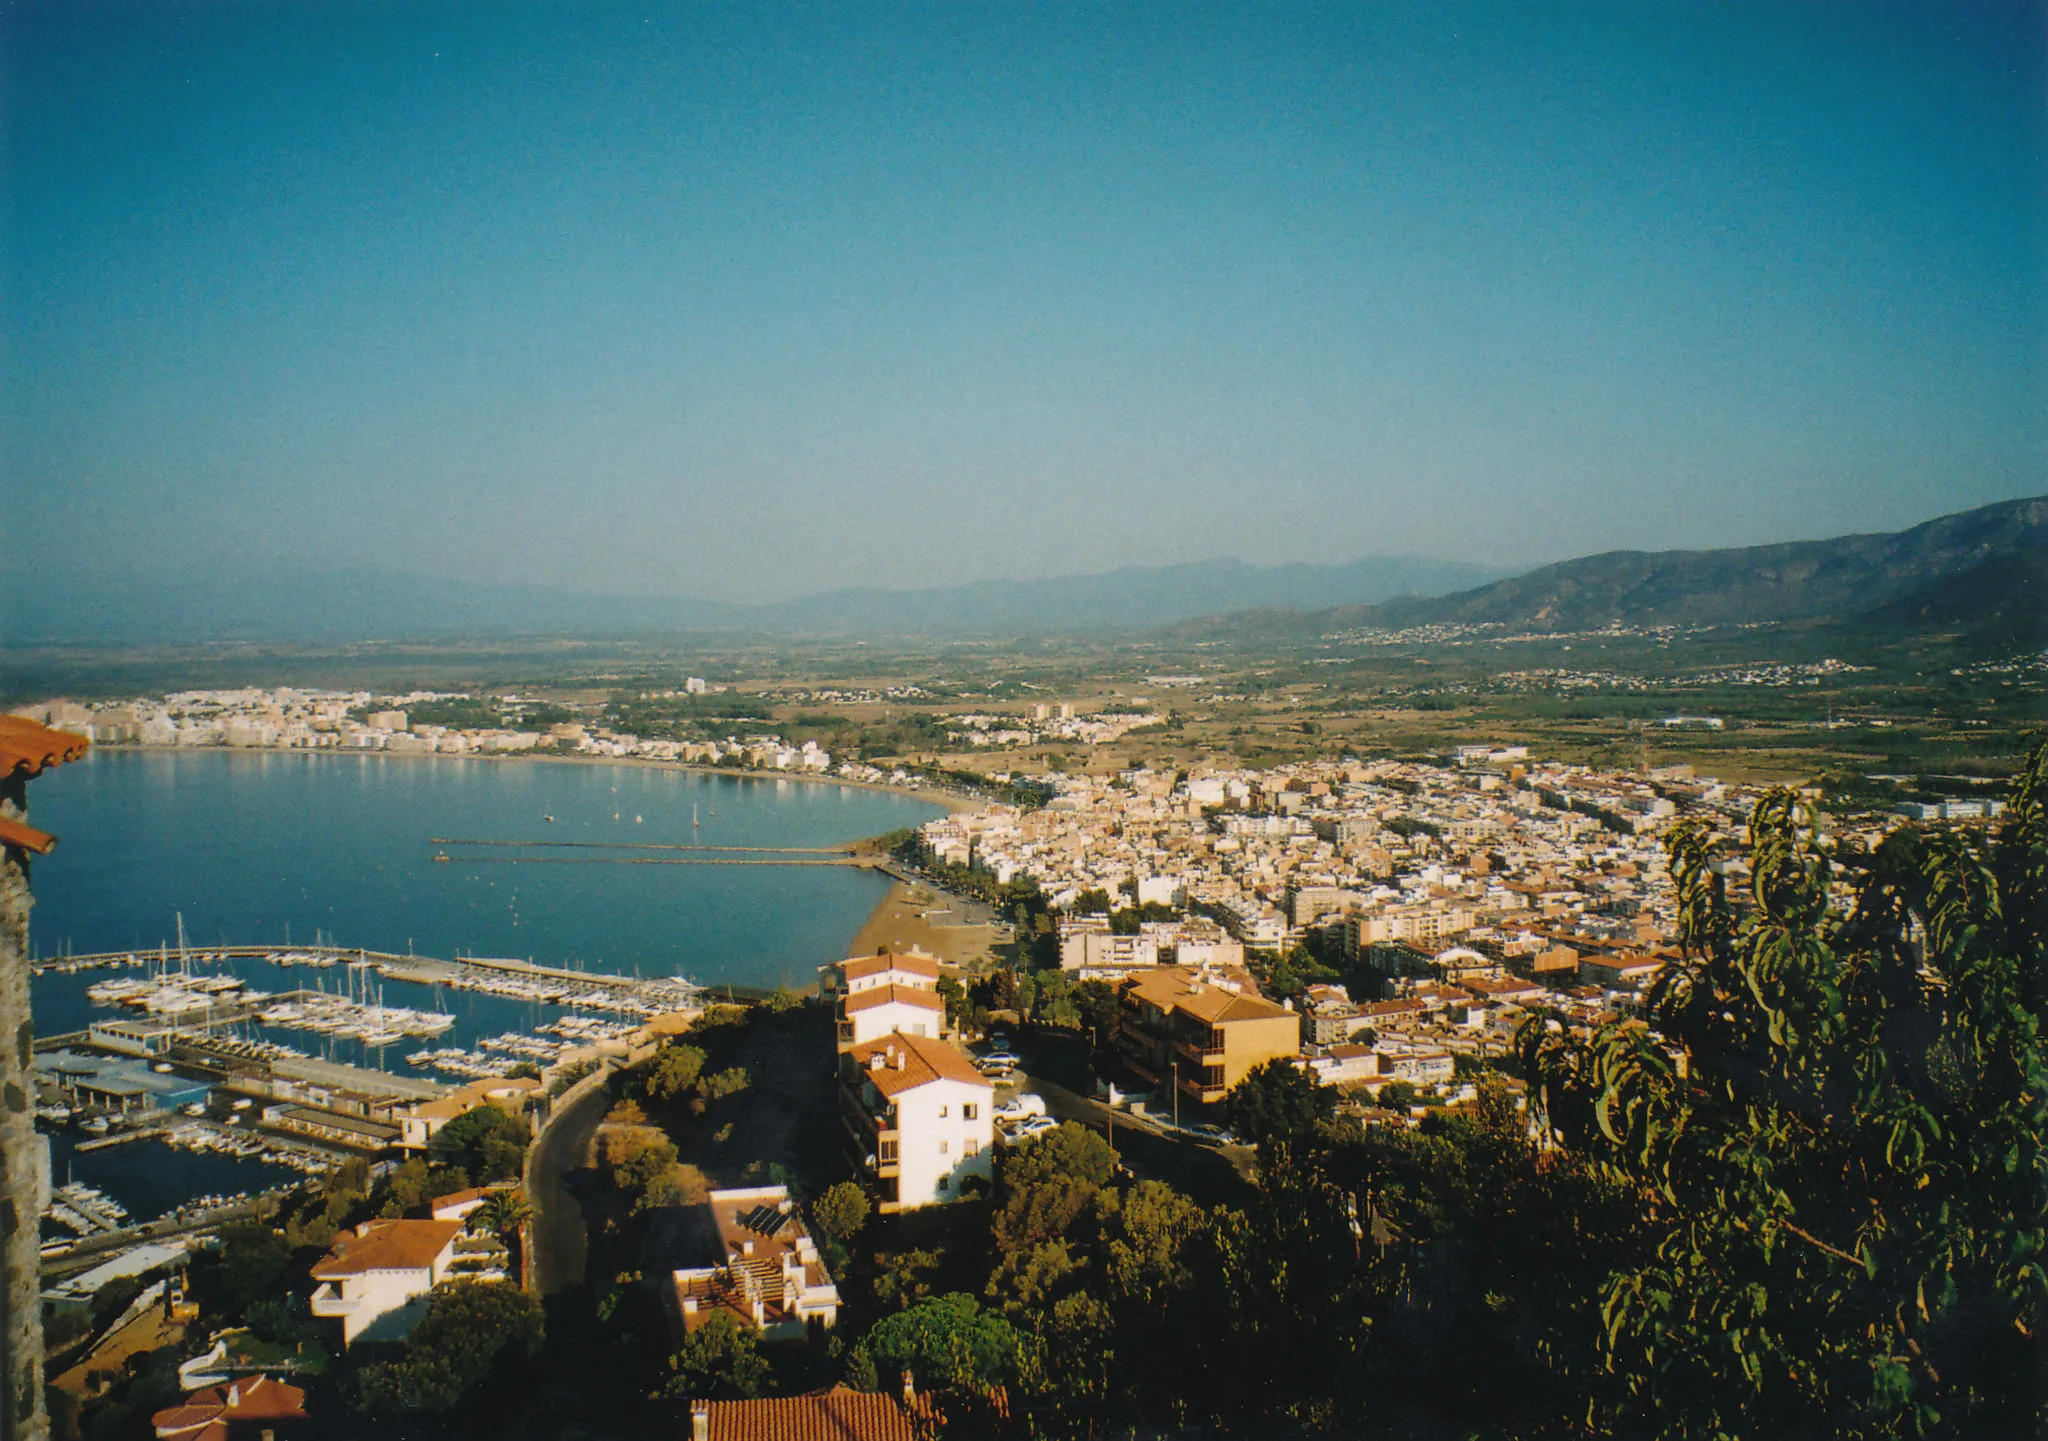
[5,5,2042,1438]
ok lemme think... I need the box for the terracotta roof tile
[843,985,944,1015]
[841,952,941,982]
[1125,967,1294,1025]
[699,1385,919,1441]
[151,1377,306,1439]
[310,1218,461,1277]
[0,814,58,855]
[0,716,88,778]
[846,1033,992,1097]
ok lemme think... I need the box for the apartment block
[1116,966,1301,1107]
[838,1033,994,1211]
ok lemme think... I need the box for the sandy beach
[843,878,1006,971]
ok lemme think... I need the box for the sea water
[26,749,943,1220]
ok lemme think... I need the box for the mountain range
[1238,494,2048,652]
[0,555,1509,645]
[5,496,2040,649]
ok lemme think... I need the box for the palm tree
[471,1187,534,1279]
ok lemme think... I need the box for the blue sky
[6,1,2043,602]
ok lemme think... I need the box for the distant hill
[1274,496,2048,643]
[0,554,1508,645]
[1863,546,2048,653]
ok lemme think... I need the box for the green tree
[1074,979,1121,1042]
[353,1281,543,1422]
[1227,1057,1334,1160]
[1102,1180,1204,1312]
[872,1247,942,1312]
[658,1309,770,1400]
[986,1238,1081,1320]
[644,1043,706,1103]
[1518,752,2048,1439]
[190,1222,291,1326]
[697,1066,750,1102]
[605,1130,679,1195]
[471,1188,533,1252]
[431,1104,528,1181]
[853,1293,1022,1397]
[991,1122,1119,1252]
[810,1181,870,1243]
[1375,1079,1418,1112]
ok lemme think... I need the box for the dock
[32,943,704,1018]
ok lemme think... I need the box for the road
[1002,1030,1256,1203]
[526,1068,614,1295]
[41,1193,291,1281]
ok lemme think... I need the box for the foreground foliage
[1518,743,2048,1438]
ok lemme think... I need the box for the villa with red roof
[838,1032,993,1210]
[151,1375,308,1441]
[308,1218,464,1347]
[837,984,947,1049]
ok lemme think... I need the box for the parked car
[994,1094,1047,1124]
[977,1050,1021,1072]
[1011,1114,1058,1138]
[1193,1123,1237,1146]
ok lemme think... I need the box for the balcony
[1172,1036,1225,1067]
[309,1283,358,1318]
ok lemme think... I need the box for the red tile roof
[841,951,941,982]
[845,1033,992,1097]
[697,1385,920,1441]
[843,984,943,1015]
[0,716,88,778]
[310,1218,461,1277]
[151,1376,307,1440]
[0,814,58,855]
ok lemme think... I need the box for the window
[965,1137,979,1157]
[938,1104,948,1118]
[962,1103,978,1121]
[939,1140,949,1154]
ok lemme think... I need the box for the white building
[1058,921,1159,977]
[838,1032,994,1212]
[309,1218,465,1347]
[838,985,946,1048]
[669,1186,841,1341]
[834,950,941,996]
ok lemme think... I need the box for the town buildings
[308,1218,466,1347]
[838,1032,994,1211]
[666,1185,841,1341]
[1116,966,1301,1108]
[685,1384,932,1441]
[150,1375,309,1440]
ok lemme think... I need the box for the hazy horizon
[7,2,2044,606]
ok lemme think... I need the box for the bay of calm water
[29,748,939,1038]
[26,750,941,1222]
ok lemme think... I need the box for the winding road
[525,1067,614,1294]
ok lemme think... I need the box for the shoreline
[843,872,1006,974]
[78,743,989,988]
[87,742,988,816]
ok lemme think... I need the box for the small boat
[434,851,451,863]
